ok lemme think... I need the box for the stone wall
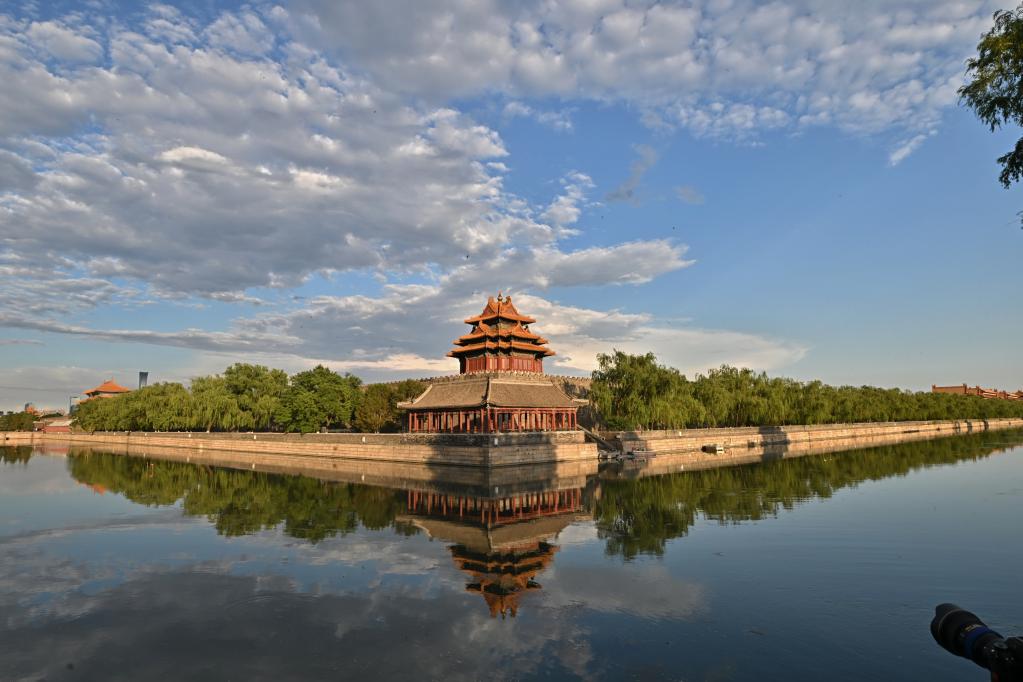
[5,417,1021,471]
[613,418,1023,454]
[0,429,596,467]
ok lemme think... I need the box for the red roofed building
[83,379,132,399]
[400,294,582,433]
[449,294,554,374]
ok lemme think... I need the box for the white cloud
[0,365,139,412]
[540,171,593,230]
[511,294,808,376]
[888,132,934,166]
[285,0,1000,139]
[0,274,803,387]
[204,11,274,56]
[3,10,678,304]
[675,185,704,205]
[502,101,574,131]
[25,20,102,63]
[0,4,814,404]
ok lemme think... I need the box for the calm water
[2,431,1022,681]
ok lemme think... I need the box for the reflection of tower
[399,487,586,618]
[453,541,557,618]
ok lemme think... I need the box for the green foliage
[75,382,195,432]
[0,445,33,464]
[590,351,705,430]
[591,352,1023,430]
[223,363,288,430]
[0,411,36,431]
[277,365,362,433]
[594,428,1023,558]
[74,363,365,433]
[960,5,1023,189]
[354,380,426,433]
[67,451,410,541]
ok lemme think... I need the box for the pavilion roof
[84,379,132,395]
[463,295,536,325]
[448,340,555,357]
[398,375,577,410]
[454,321,547,345]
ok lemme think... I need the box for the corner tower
[448,294,555,374]
[399,293,581,433]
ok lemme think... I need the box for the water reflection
[402,491,587,618]
[43,427,1022,566]
[595,429,1023,558]
[1,429,1022,681]
[0,445,32,465]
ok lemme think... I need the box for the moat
[2,430,1022,681]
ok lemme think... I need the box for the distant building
[83,379,133,400]
[932,384,1023,401]
[34,417,72,433]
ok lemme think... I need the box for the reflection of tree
[594,429,1023,559]
[64,428,1023,560]
[67,452,409,542]
[1,446,33,465]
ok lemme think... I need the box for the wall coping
[614,418,1023,441]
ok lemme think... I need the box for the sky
[1,0,1021,412]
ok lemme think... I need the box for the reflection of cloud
[544,563,706,620]
[278,533,443,576]
[0,566,601,681]
[549,521,599,546]
[0,455,80,496]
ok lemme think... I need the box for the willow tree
[960,6,1023,199]
[590,351,704,430]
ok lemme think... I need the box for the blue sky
[1,0,1021,411]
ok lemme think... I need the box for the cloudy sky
[1,0,1021,410]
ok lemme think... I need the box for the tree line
[0,411,37,431]
[73,363,424,434]
[589,351,1023,431]
[23,352,1023,435]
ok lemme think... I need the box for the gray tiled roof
[400,374,577,410]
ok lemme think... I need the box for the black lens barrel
[931,603,1006,670]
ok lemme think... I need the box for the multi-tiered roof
[399,293,581,433]
[449,294,554,374]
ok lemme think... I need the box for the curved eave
[454,331,547,344]
[448,342,556,357]
[463,312,536,325]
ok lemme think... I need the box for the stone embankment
[3,418,1021,471]
[605,418,1022,478]
[612,418,1023,455]
[0,429,597,467]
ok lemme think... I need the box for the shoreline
[4,417,1022,470]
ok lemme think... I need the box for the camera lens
[931,603,1004,669]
